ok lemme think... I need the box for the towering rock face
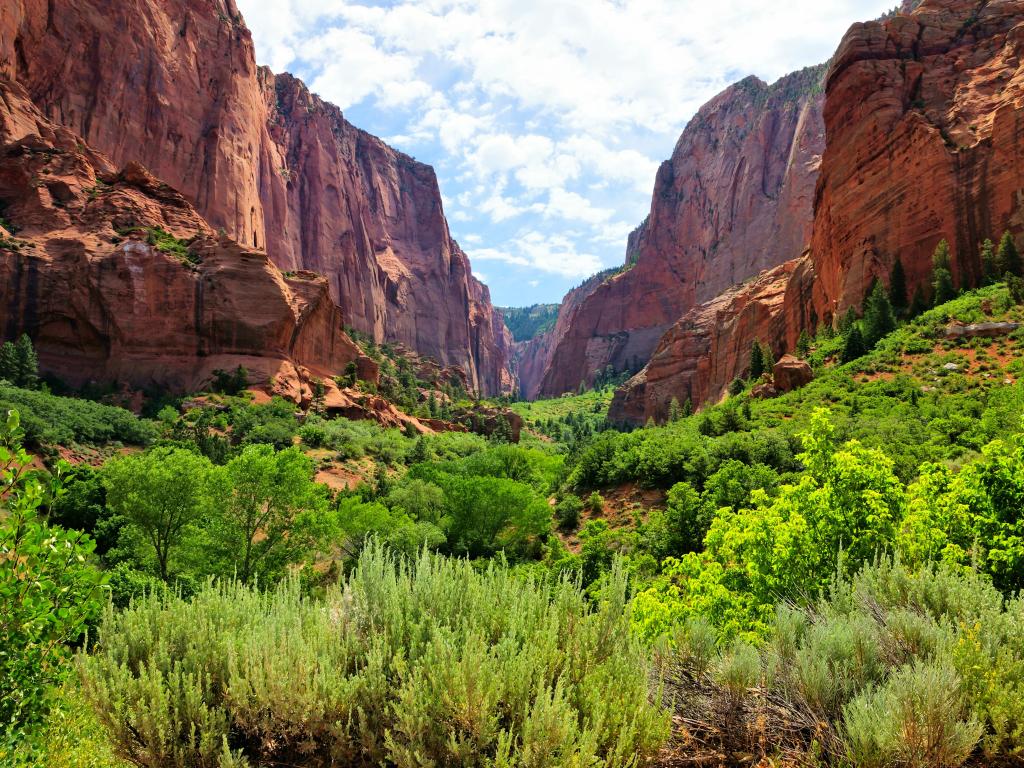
[0,78,364,399]
[808,0,1024,327]
[0,0,512,395]
[607,259,803,425]
[611,0,1024,425]
[525,65,825,398]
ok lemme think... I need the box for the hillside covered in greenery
[497,303,560,342]
[6,281,1024,767]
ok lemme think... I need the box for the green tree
[668,397,682,423]
[933,267,956,306]
[682,398,693,418]
[932,239,957,305]
[839,306,859,335]
[556,494,584,530]
[438,475,550,560]
[979,238,997,282]
[996,231,1021,277]
[0,335,39,389]
[210,444,328,584]
[0,410,106,738]
[889,259,908,311]
[796,329,812,358]
[842,324,868,363]
[103,447,215,581]
[862,281,897,348]
[749,342,765,380]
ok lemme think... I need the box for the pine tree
[682,398,693,417]
[762,343,775,374]
[0,341,17,384]
[796,329,811,359]
[728,378,745,397]
[979,238,997,282]
[889,259,908,311]
[932,266,956,306]
[668,397,682,423]
[997,231,1021,277]
[749,341,765,380]
[933,238,952,271]
[862,281,897,348]
[841,324,867,363]
[839,306,859,335]
[12,334,37,388]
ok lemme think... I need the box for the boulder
[773,355,814,392]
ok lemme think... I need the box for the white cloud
[236,0,896,303]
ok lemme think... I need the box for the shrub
[79,548,669,767]
[843,663,981,768]
[0,411,106,744]
[556,493,584,530]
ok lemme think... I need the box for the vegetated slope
[498,304,560,343]
[611,0,1024,423]
[0,0,513,395]
[520,64,825,398]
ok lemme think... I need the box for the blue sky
[235,0,896,307]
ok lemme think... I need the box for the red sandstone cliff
[608,260,801,425]
[611,0,1024,425]
[0,0,512,395]
[523,65,825,398]
[807,0,1024,328]
[0,77,366,400]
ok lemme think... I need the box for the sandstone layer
[808,0,1024,327]
[608,260,799,425]
[525,65,825,398]
[0,0,512,394]
[0,78,365,400]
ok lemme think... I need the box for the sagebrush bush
[79,546,668,767]
[842,662,981,768]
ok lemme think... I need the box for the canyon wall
[808,0,1024,327]
[0,0,512,394]
[610,0,1024,425]
[522,64,825,398]
[0,78,365,400]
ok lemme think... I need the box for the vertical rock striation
[0,0,513,394]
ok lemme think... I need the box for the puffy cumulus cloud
[235,0,894,304]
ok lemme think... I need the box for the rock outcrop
[0,78,365,398]
[0,0,513,395]
[772,354,813,393]
[808,0,1024,327]
[608,259,799,425]
[524,65,825,398]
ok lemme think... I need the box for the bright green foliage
[0,384,156,447]
[207,445,329,584]
[634,411,905,637]
[0,411,106,744]
[103,447,216,581]
[78,546,669,768]
[997,231,1021,277]
[667,397,682,422]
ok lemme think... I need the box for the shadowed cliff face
[514,65,824,400]
[0,78,367,400]
[0,0,513,395]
